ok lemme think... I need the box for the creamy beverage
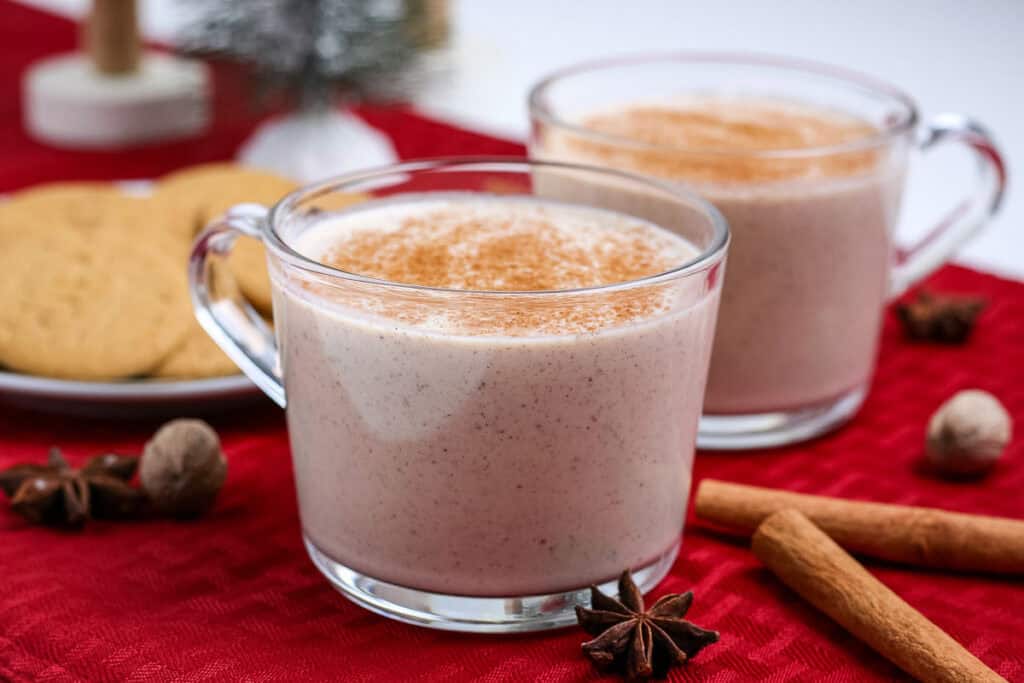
[272,197,721,596]
[537,97,904,414]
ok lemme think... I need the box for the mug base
[304,535,680,633]
[697,384,867,450]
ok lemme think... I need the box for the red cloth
[1,3,1022,681]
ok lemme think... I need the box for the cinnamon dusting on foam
[294,200,697,336]
[556,98,882,184]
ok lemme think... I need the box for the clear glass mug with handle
[528,53,1007,449]
[188,158,729,632]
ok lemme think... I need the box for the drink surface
[561,97,882,185]
[583,97,878,153]
[297,197,696,291]
[291,196,701,336]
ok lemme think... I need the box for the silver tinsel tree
[182,0,436,108]
[179,0,448,180]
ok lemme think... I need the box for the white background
[18,0,1024,278]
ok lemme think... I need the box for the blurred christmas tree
[179,0,449,179]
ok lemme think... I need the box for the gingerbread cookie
[154,163,299,314]
[5,182,122,227]
[155,163,298,234]
[1,185,188,261]
[152,319,238,379]
[0,228,191,380]
[0,183,118,245]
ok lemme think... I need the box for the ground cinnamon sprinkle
[556,100,882,184]
[321,207,676,291]
[300,202,695,335]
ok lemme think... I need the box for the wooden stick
[418,0,450,48]
[694,479,1024,574]
[82,0,140,75]
[753,509,1006,683]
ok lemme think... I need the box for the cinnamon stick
[82,0,140,74]
[694,479,1024,574]
[753,510,1005,683]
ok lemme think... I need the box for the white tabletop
[19,0,1023,279]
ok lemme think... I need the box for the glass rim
[527,51,920,159]
[263,156,729,297]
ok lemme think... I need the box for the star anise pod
[0,448,144,527]
[575,570,719,680]
[896,290,986,344]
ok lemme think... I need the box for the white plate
[0,370,262,417]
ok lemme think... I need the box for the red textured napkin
[1,3,1023,681]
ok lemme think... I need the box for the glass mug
[189,159,729,632]
[528,53,1006,449]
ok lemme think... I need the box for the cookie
[0,183,116,245]
[5,182,121,226]
[227,238,275,315]
[1,185,189,261]
[152,318,238,379]
[111,195,195,265]
[0,228,191,380]
[155,163,298,235]
[154,164,300,314]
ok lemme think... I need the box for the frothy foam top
[289,197,700,335]
[554,97,882,184]
[298,198,694,291]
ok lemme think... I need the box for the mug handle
[188,203,287,408]
[890,113,1007,297]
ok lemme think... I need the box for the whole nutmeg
[140,419,227,518]
[926,390,1012,476]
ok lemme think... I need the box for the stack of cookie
[0,163,298,382]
